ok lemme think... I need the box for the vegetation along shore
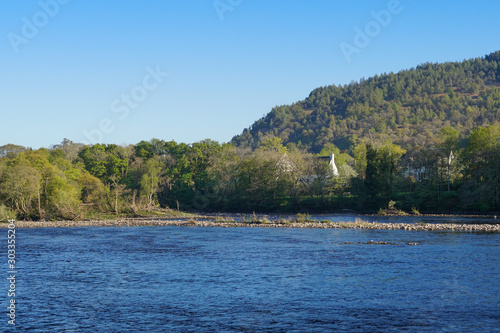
[1,51,500,220]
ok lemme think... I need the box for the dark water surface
[4,225,500,332]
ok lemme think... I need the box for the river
[3,219,500,332]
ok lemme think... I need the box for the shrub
[294,213,312,222]
[378,208,387,215]
[0,204,17,222]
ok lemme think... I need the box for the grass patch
[293,213,314,223]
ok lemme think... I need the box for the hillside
[231,51,500,152]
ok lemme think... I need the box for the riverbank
[1,217,500,232]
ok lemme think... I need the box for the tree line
[232,51,500,153]
[1,125,499,221]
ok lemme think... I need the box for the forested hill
[231,51,500,153]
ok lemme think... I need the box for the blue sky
[1,0,499,148]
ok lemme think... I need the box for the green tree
[79,171,109,211]
[257,137,287,153]
[353,143,368,178]
[438,126,460,153]
[205,145,242,210]
[235,151,286,211]
[0,165,41,219]
[78,144,108,179]
[78,144,129,184]
[134,140,154,159]
[460,125,500,210]
[23,149,82,219]
[139,157,164,209]
[438,126,461,192]
[365,141,406,208]
[0,144,28,158]
[45,170,81,219]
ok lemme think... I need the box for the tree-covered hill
[231,51,500,152]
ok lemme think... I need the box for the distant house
[315,153,340,177]
[327,154,340,176]
[277,153,295,173]
[278,153,340,184]
[404,165,427,182]
[403,150,454,182]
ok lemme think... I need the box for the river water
[3,223,500,332]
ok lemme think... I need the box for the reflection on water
[6,225,500,332]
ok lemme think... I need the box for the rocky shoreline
[1,218,500,233]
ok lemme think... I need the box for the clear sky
[1,0,499,148]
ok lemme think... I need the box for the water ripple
[5,226,500,332]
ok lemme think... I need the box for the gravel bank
[1,218,500,232]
